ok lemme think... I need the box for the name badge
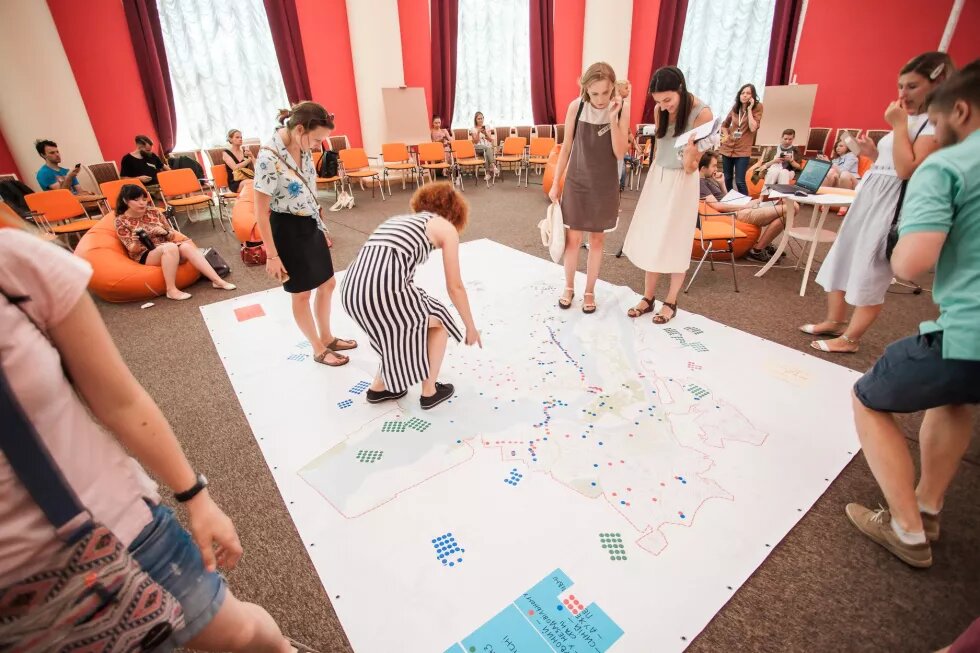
[597,125,611,137]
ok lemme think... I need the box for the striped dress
[341,213,463,392]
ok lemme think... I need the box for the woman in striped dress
[342,183,482,410]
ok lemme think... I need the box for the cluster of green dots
[381,421,406,433]
[599,532,628,561]
[404,417,431,432]
[356,449,383,463]
[686,384,710,400]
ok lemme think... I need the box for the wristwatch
[174,473,209,503]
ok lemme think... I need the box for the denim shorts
[128,503,227,650]
[854,331,980,413]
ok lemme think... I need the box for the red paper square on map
[234,304,265,322]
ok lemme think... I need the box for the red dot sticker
[528,610,535,616]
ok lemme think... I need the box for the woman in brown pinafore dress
[549,62,631,314]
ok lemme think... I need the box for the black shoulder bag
[885,119,929,261]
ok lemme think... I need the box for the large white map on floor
[201,239,861,653]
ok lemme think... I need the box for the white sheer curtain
[676,0,776,120]
[157,0,289,150]
[452,0,534,130]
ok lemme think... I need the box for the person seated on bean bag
[113,183,236,301]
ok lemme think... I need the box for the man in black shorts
[845,62,980,568]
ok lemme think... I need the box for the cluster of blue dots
[533,399,567,429]
[337,398,353,409]
[432,533,464,567]
[356,449,383,463]
[545,326,585,378]
[286,353,308,362]
[675,475,688,485]
[689,342,710,352]
[504,468,523,486]
[684,326,705,335]
[381,421,407,433]
[296,340,312,349]
[348,381,370,395]
[404,417,431,432]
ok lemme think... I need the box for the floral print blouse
[115,209,184,262]
[254,130,322,225]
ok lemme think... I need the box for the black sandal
[558,287,574,309]
[627,296,654,318]
[652,301,677,325]
[582,292,597,314]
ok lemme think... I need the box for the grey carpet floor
[95,172,978,652]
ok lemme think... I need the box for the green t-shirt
[898,129,980,361]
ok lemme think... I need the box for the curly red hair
[410,182,469,231]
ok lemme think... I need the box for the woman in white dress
[622,66,712,324]
[804,52,954,353]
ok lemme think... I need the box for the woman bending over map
[341,183,483,410]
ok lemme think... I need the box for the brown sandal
[558,287,574,309]
[324,337,358,351]
[627,296,654,318]
[314,350,349,367]
[582,292,597,314]
[652,301,677,325]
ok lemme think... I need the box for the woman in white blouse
[253,102,357,367]
[470,112,500,179]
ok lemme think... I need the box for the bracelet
[268,255,280,260]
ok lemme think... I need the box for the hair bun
[276,108,291,125]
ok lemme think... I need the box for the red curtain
[431,0,459,127]
[766,0,804,86]
[122,0,176,153]
[641,0,689,124]
[264,0,313,105]
[529,0,556,125]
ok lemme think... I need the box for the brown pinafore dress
[560,100,620,233]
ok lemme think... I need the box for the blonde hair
[579,62,617,102]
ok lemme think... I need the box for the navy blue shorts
[854,332,980,413]
[128,503,227,650]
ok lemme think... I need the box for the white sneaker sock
[917,499,941,516]
[890,519,927,545]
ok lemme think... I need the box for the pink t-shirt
[0,229,159,587]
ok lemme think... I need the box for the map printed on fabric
[443,569,623,653]
[200,239,862,652]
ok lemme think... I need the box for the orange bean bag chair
[74,214,200,302]
[542,145,566,197]
[691,202,759,261]
[231,180,258,244]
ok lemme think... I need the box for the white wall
[581,0,634,82]
[346,0,405,157]
[0,0,103,189]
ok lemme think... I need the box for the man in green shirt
[846,60,980,569]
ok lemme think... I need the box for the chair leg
[685,247,712,293]
[729,249,739,292]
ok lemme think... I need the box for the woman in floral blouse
[114,184,235,300]
[253,102,357,367]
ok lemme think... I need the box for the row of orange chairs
[311,137,556,196]
[24,169,220,249]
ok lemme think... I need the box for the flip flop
[799,321,847,336]
[810,335,859,353]
[325,337,358,351]
[314,350,349,367]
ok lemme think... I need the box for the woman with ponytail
[253,102,357,367]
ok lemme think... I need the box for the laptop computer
[769,157,832,196]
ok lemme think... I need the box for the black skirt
[270,211,334,293]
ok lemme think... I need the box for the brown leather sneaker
[845,503,932,568]
[921,511,940,542]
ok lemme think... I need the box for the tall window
[676,0,776,122]
[453,0,534,130]
[157,0,289,150]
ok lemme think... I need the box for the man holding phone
[34,139,83,193]
[762,128,803,187]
